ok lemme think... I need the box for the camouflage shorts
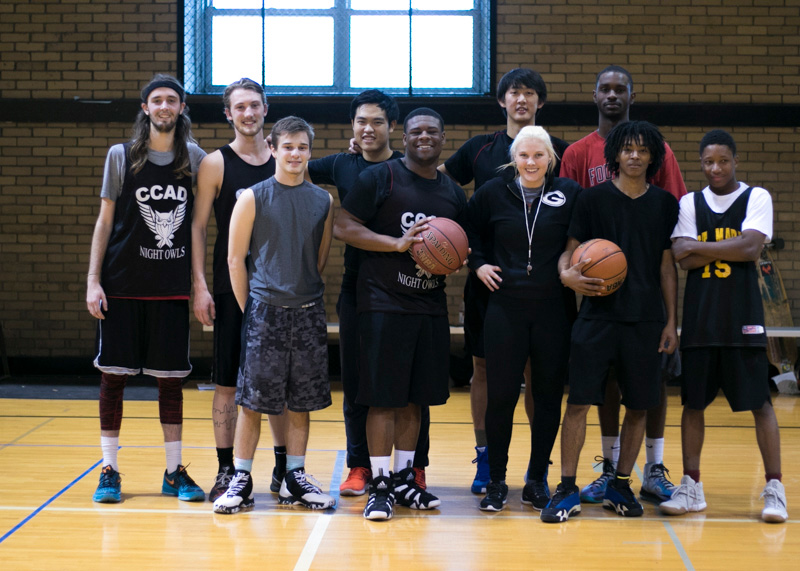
[236,297,331,415]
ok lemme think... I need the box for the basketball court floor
[1,381,797,569]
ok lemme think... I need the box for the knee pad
[157,377,184,425]
[99,373,127,431]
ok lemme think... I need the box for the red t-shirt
[560,130,687,200]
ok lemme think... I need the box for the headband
[141,80,185,103]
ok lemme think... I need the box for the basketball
[570,238,627,296]
[410,217,469,276]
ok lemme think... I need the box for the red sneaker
[340,467,371,496]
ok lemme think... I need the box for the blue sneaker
[640,462,675,503]
[580,456,615,503]
[603,480,644,517]
[540,483,581,523]
[93,465,121,503]
[471,446,490,494]
[162,464,205,502]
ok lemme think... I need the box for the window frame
[182,0,493,97]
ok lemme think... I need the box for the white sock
[234,457,253,473]
[165,440,182,474]
[394,450,415,473]
[602,436,620,467]
[101,436,119,471]
[645,437,664,465]
[370,456,391,479]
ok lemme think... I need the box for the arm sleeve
[743,187,773,241]
[307,154,338,186]
[100,144,126,201]
[559,144,581,185]
[190,144,207,179]
[443,138,478,186]
[671,193,698,240]
[662,195,680,249]
[652,144,688,200]
[566,191,591,243]
[465,184,491,269]
[551,137,570,177]
[341,167,384,222]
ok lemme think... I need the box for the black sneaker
[209,465,234,502]
[479,481,508,512]
[364,475,395,521]
[392,467,441,510]
[603,479,644,517]
[521,478,550,510]
[270,465,285,494]
[212,469,254,514]
[279,467,335,509]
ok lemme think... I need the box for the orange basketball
[570,238,627,296]
[410,217,469,276]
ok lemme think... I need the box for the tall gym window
[183,0,492,96]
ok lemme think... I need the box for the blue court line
[328,450,346,506]
[0,418,54,452]
[0,459,103,544]
[663,520,695,570]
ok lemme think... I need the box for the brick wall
[2,0,800,360]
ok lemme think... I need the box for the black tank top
[213,145,275,294]
[681,187,766,348]
[102,143,193,297]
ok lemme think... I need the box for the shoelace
[227,472,250,495]
[214,468,233,487]
[529,480,547,495]
[760,486,785,507]
[175,466,200,487]
[294,471,323,493]
[99,469,119,487]
[650,464,670,480]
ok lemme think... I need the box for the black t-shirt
[342,158,467,316]
[213,145,275,294]
[444,130,569,191]
[568,180,678,322]
[308,150,403,277]
[467,175,582,300]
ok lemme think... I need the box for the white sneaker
[761,479,788,523]
[659,475,706,515]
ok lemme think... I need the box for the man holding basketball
[541,121,678,523]
[213,116,335,514]
[306,90,431,497]
[439,68,569,497]
[192,78,287,502]
[560,65,687,504]
[335,108,467,521]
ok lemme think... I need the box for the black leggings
[484,293,570,483]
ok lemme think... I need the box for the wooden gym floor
[0,381,798,570]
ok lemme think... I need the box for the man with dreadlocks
[541,121,679,523]
[86,74,207,504]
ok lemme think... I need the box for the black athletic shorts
[681,347,771,412]
[567,318,663,410]
[212,292,243,388]
[94,298,191,378]
[464,271,490,359]
[357,312,450,408]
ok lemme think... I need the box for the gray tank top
[247,177,331,308]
